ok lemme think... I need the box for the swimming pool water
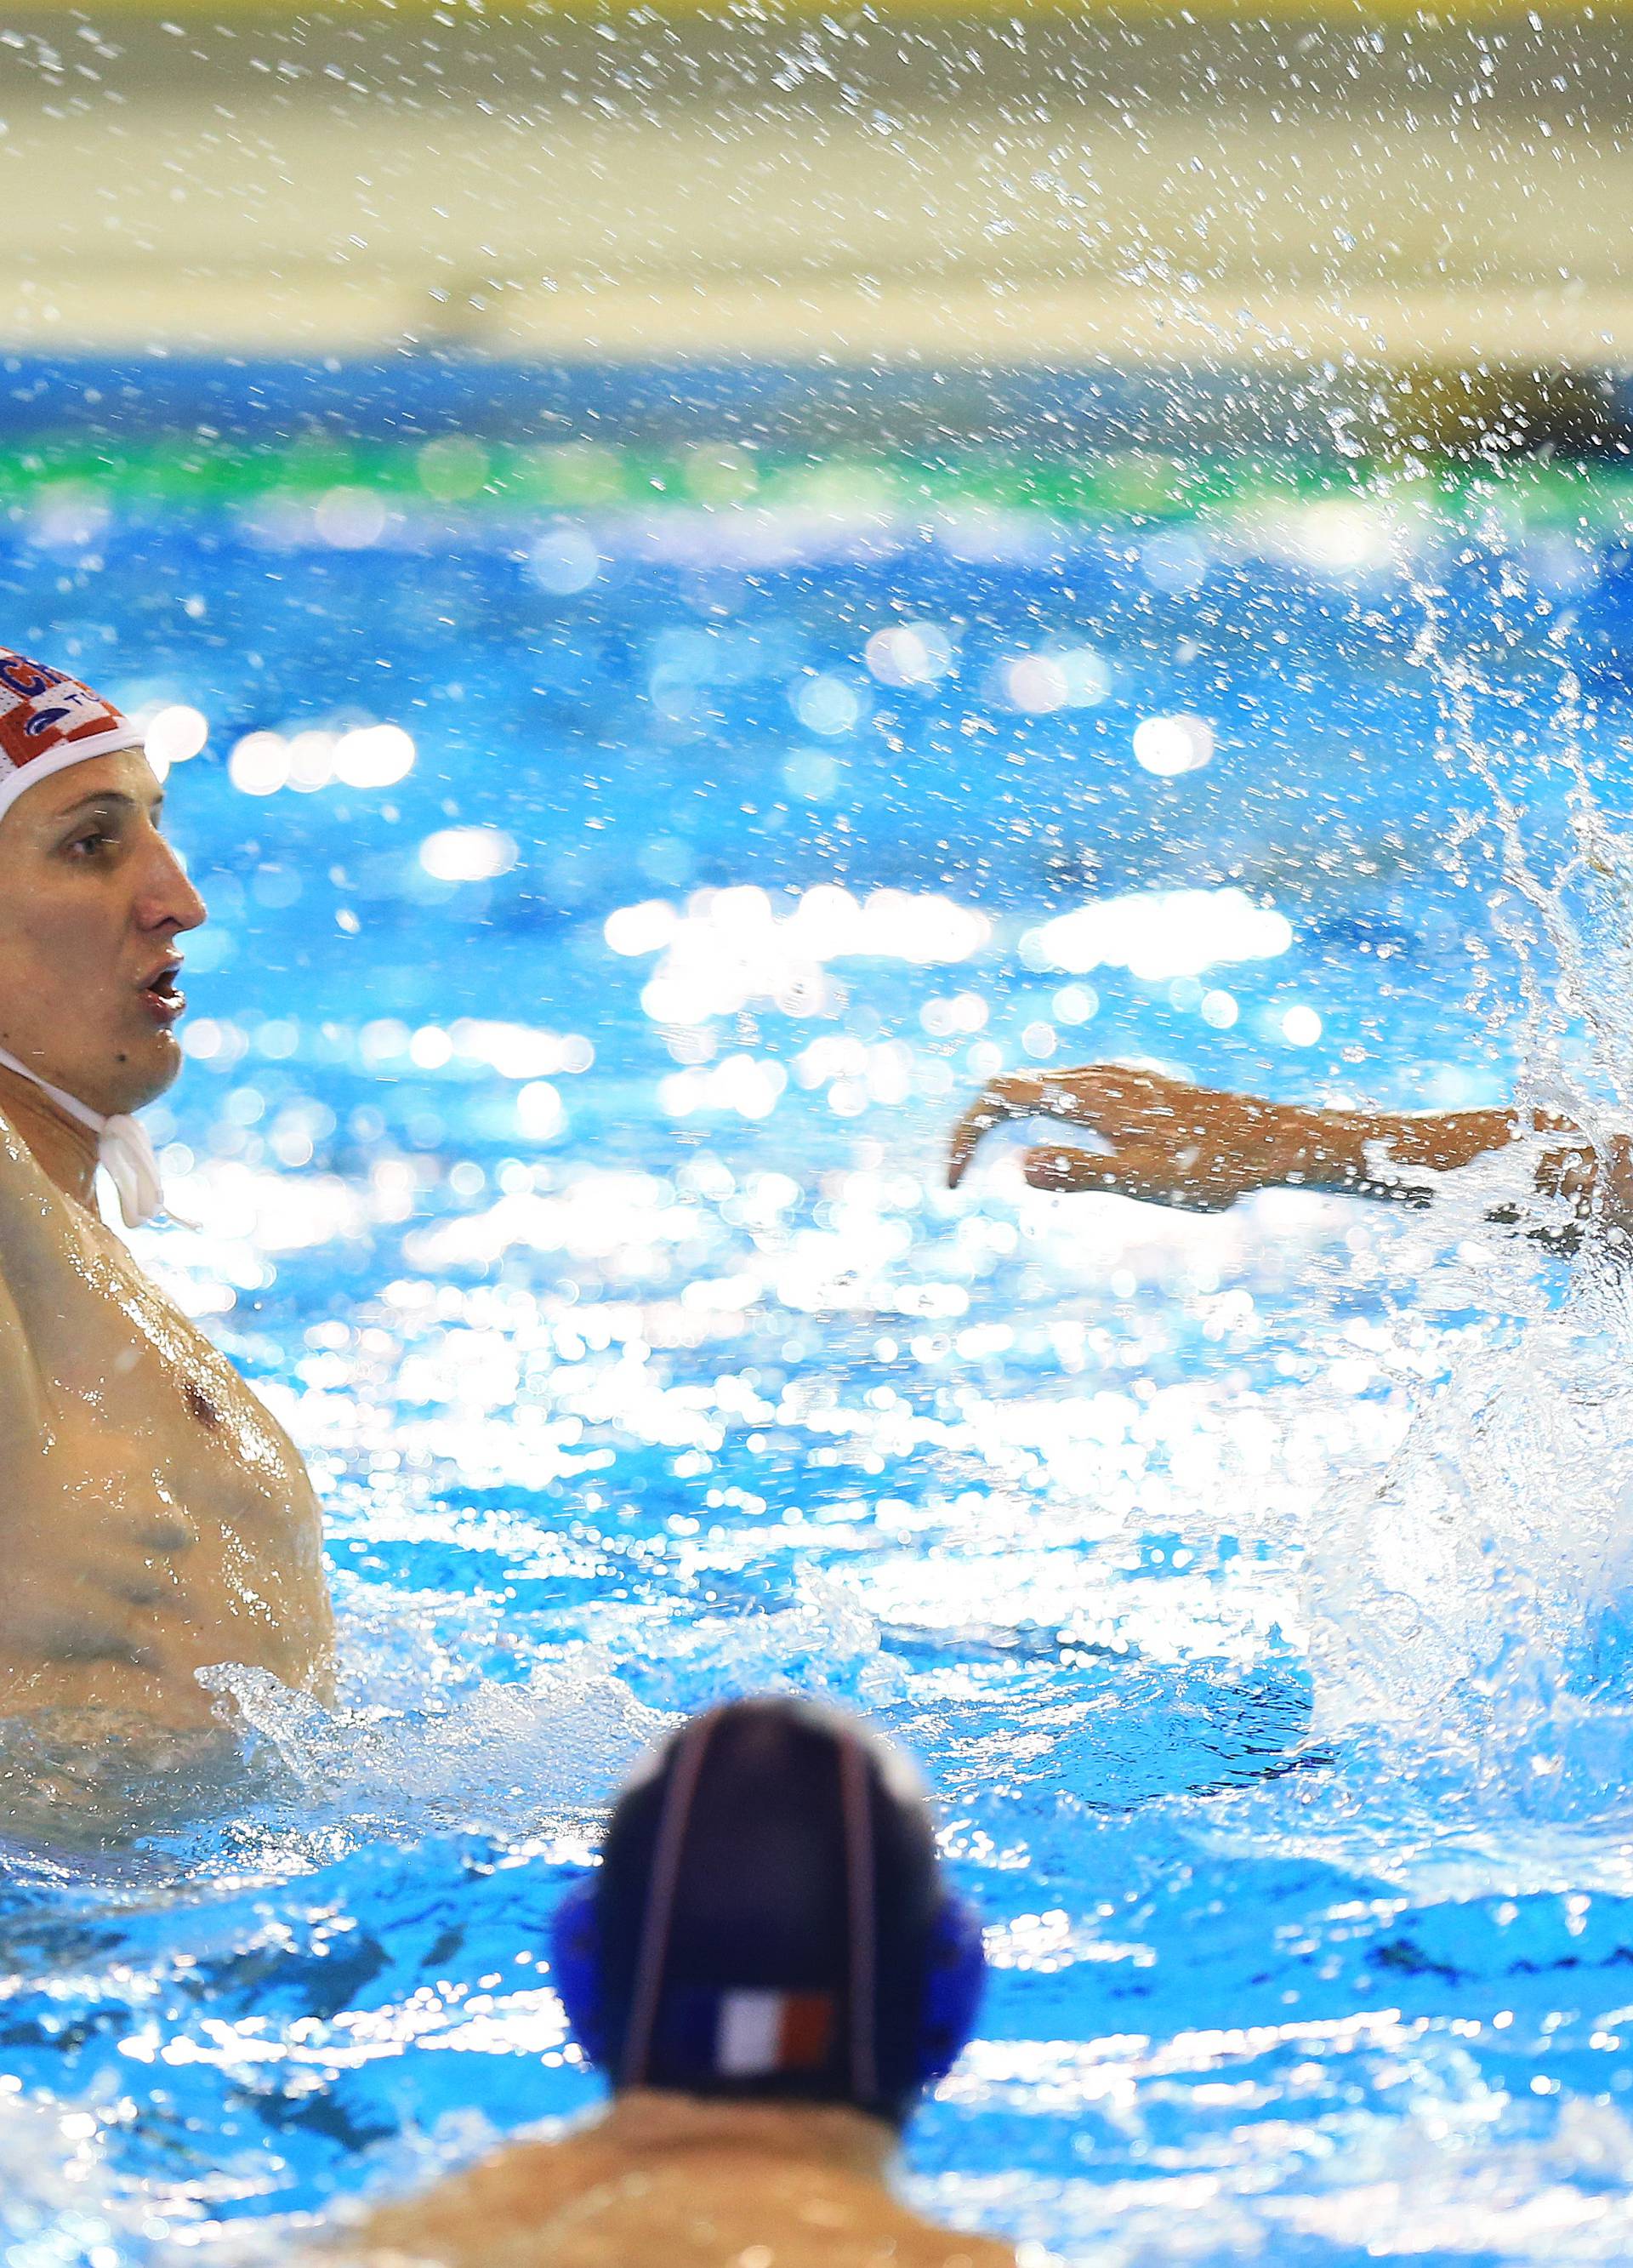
[6,418,1633,2265]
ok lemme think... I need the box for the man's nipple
[184,1380,222,1431]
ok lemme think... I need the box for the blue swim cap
[551,1696,986,2123]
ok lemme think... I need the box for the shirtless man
[343,1697,1012,2268]
[947,1061,1602,1223]
[0,647,333,1777]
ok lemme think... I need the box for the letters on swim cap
[0,647,144,829]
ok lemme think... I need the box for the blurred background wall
[2,2,1630,395]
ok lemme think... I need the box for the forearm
[956,1063,1583,1217]
[1260,1105,1524,1203]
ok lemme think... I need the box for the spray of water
[1290,487,1633,1861]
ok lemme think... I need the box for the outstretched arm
[947,1064,1588,1215]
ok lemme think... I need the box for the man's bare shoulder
[338,2129,603,2265]
[335,2125,1020,2268]
[904,2213,1018,2266]
[0,1093,47,1180]
[0,1097,71,1280]
[0,1108,43,1422]
[872,2188,1018,2268]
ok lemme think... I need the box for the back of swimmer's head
[551,1695,986,2127]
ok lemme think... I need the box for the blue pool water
[8,425,1633,2264]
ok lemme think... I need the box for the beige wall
[3,7,1631,362]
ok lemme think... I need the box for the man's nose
[137,836,208,933]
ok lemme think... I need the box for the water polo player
[0,647,333,1759]
[344,1695,1015,2268]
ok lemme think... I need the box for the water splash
[1284,499,1633,1866]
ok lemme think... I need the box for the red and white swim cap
[0,647,144,829]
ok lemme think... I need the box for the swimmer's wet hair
[594,1695,942,2123]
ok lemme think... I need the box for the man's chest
[36,1239,317,1545]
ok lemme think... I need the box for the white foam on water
[0,1628,669,1870]
[0,1572,913,1872]
[201,1655,671,1844]
[934,2100,1633,2265]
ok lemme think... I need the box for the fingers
[1020,1145,1113,1193]
[947,1064,1158,1188]
[1021,1142,1232,1211]
[946,1073,1047,1188]
[1021,1143,1154,1196]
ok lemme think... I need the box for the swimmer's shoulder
[336,2125,606,2266]
[0,1096,71,1266]
[0,1098,129,1321]
[0,1105,47,1367]
[928,2225,1019,2266]
[0,1096,43,1189]
[333,2140,1021,2268]
[885,2193,1020,2268]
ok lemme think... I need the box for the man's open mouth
[140,962,186,1023]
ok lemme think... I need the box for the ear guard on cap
[549,1873,986,2097]
[915,1890,987,2089]
[551,1874,610,2070]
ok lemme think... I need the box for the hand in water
[947,1064,1294,1211]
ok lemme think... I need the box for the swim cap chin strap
[0,1044,164,1228]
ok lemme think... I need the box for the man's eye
[69,830,115,857]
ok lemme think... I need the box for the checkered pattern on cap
[0,647,144,826]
